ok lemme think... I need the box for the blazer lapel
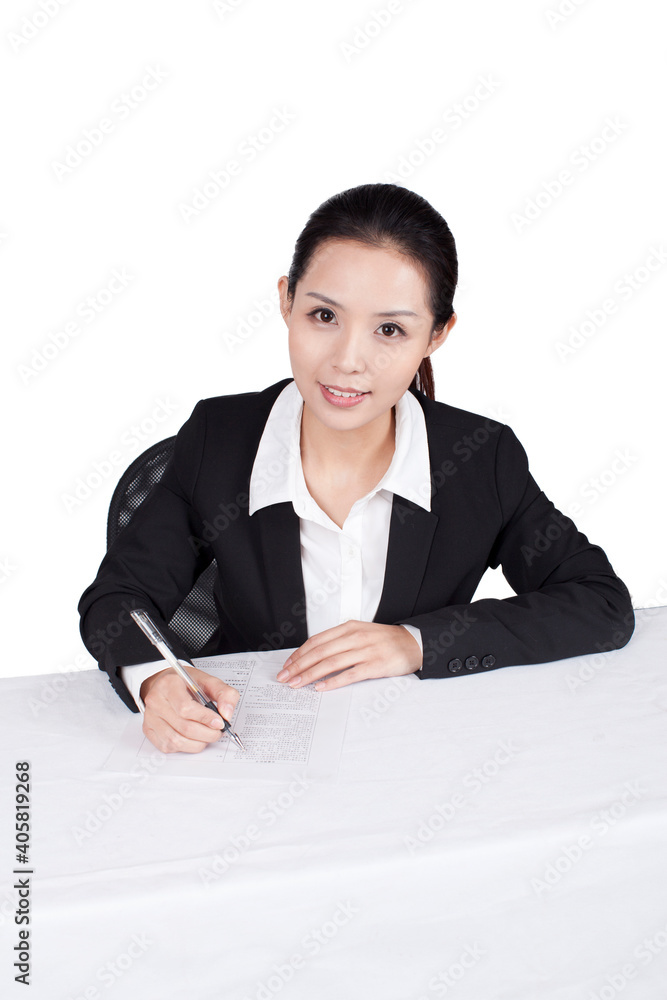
[255,493,437,634]
[255,502,309,645]
[373,495,438,623]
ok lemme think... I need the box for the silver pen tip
[230,731,246,750]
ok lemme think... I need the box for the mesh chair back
[106,437,219,655]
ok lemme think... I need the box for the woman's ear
[424,312,457,357]
[277,275,291,323]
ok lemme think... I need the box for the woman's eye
[312,308,335,323]
[378,323,405,338]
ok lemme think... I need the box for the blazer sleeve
[77,400,214,712]
[399,424,635,679]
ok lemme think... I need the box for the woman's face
[279,239,455,437]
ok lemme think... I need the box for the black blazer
[78,377,635,713]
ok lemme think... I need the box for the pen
[129,609,246,750]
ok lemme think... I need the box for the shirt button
[481,655,496,669]
[464,656,479,671]
[448,658,462,673]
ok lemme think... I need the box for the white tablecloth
[1,606,666,1000]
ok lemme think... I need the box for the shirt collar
[248,380,431,515]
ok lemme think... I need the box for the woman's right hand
[139,665,240,754]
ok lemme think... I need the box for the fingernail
[288,677,302,687]
[314,682,324,691]
[277,669,289,681]
[222,702,235,718]
[283,656,292,667]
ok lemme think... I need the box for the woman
[78,182,635,754]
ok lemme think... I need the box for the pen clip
[130,609,172,650]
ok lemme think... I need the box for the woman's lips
[318,383,370,408]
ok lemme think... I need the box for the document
[103,649,352,781]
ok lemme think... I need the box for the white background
[1,0,665,680]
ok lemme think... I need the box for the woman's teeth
[325,387,365,397]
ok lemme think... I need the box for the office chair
[106,437,220,655]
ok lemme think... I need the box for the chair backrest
[106,437,219,655]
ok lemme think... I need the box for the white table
[1,606,667,1000]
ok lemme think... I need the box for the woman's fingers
[278,626,367,686]
[142,718,219,755]
[191,667,240,720]
[141,669,240,754]
[277,622,421,690]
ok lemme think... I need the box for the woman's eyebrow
[304,291,419,318]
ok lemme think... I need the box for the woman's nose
[331,329,367,373]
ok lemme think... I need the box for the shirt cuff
[399,624,423,670]
[119,661,167,714]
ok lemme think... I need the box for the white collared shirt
[121,380,431,711]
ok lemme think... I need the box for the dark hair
[285,183,458,400]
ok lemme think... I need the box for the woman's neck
[300,404,396,483]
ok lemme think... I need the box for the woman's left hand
[276,621,422,691]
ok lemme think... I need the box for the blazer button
[448,658,462,673]
[481,655,496,669]
[464,656,479,671]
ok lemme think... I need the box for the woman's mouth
[319,383,370,408]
